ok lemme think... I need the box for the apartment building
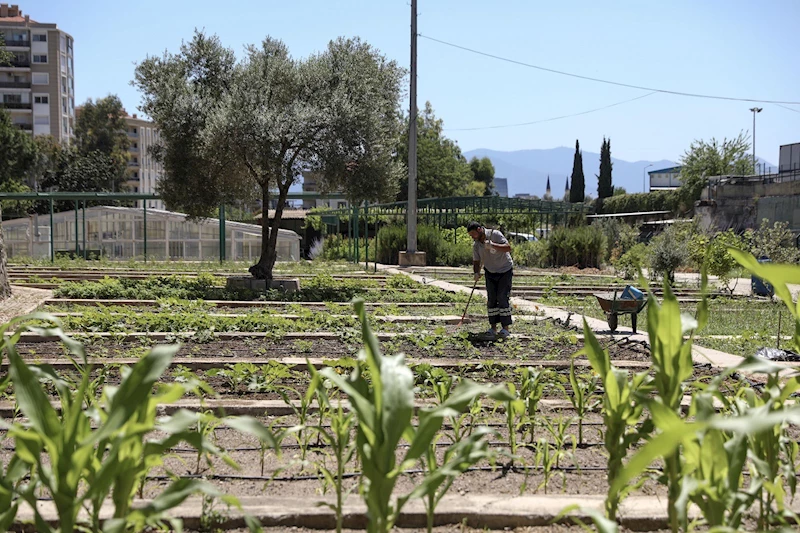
[0,4,75,142]
[125,113,164,210]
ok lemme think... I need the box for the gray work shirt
[473,228,513,274]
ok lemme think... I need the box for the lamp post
[643,164,653,193]
[749,107,762,173]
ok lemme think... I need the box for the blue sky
[21,0,800,164]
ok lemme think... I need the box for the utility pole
[407,0,418,255]
[749,107,762,172]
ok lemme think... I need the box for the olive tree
[134,32,404,279]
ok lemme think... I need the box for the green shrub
[600,190,680,215]
[512,240,549,268]
[747,219,800,264]
[596,218,640,264]
[616,243,649,280]
[375,224,445,265]
[547,225,607,269]
[648,224,689,283]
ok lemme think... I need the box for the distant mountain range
[463,147,676,198]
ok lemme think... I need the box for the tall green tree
[597,137,613,199]
[569,139,585,203]
[0,110,37,299]
[134,31,405,280]
[74,95,130,189]
[396,102,475,200]
[469,156,495,196]
[678,132,753,205]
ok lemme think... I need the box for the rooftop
[0,4,34,23]
[648,166,682,175]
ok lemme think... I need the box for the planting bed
[3,260,800,532]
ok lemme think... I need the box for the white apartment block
[125,113,164,210]
[0,4,74,142]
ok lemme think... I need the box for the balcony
[128,161,140,167]
[0,60,31,68]
[0,81,30,89]
[14,123,32,131]
[0,102,32,110]
[4,40,30,48]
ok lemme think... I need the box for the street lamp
[643,164,653,193]
[749,107,763,173]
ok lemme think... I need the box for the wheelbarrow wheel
[607,313,618,332]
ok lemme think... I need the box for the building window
[32,34,47,42]
[33,55,47,63]
[32,73,48,85]
[62,117,68,134]
[34,95,48,104]
[34,115,49,125]
[3,94,22,104]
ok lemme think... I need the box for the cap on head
[466,221,481,232]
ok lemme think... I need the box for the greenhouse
[1,206,301,262]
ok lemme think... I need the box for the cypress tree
[597,137,613,199]
[569,139,585,203]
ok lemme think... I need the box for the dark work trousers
[484,268,513,328]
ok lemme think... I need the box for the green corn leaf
[7,343,61,440]
[93,344,179,442]
[225,416,279,451]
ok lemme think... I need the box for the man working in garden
[467,221,513,339]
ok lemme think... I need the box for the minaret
[565,176,570,195]
[545,175,551,196]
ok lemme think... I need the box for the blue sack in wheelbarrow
[620,285,644,300]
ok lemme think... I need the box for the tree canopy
[678,132,753,203]
[470,156,495,196]
[74,95,130,177]
[396,102,478,200]
[134,31,406,279]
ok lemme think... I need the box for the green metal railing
[316,195,593,268]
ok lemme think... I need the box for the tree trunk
[0,205,11,300]
[249,182,290,280]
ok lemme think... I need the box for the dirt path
[0,285,52,325]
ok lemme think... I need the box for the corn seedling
[418,426,496,533]
[504,383,526,462]
[562,362,600,446]
[535,438,558,494]
[310,365,356,533]
[320,300,512,533]
[542,415,578,473]
[582,321,653,521]
[0,313,277,533]
[517,367,549,443]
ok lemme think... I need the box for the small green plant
[563,362,600,446]
[581,321,653,521]
[320,300,512,533]
[517,367,549,443]
[0,313,275,533]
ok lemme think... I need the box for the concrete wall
[697,176,800,233]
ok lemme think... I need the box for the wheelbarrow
[594,288,648,333]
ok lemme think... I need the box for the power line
[446,92,657,131]
[419,34,800,105]
[775,103,800,114]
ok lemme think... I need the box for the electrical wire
[420,34,800,105]
[446,92,657,131]
[775,103,800,114]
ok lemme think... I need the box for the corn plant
[310,365,356,533]
[541,415,578,473]
[581,321,653,521]
[560,362,600,446]
[610,256,800,532]
[535,438,557,494]
[320,300,512,533]
[418,426,495,533]
[0,313,276,533]
[497,382,525,464]
[517,367,549,443]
